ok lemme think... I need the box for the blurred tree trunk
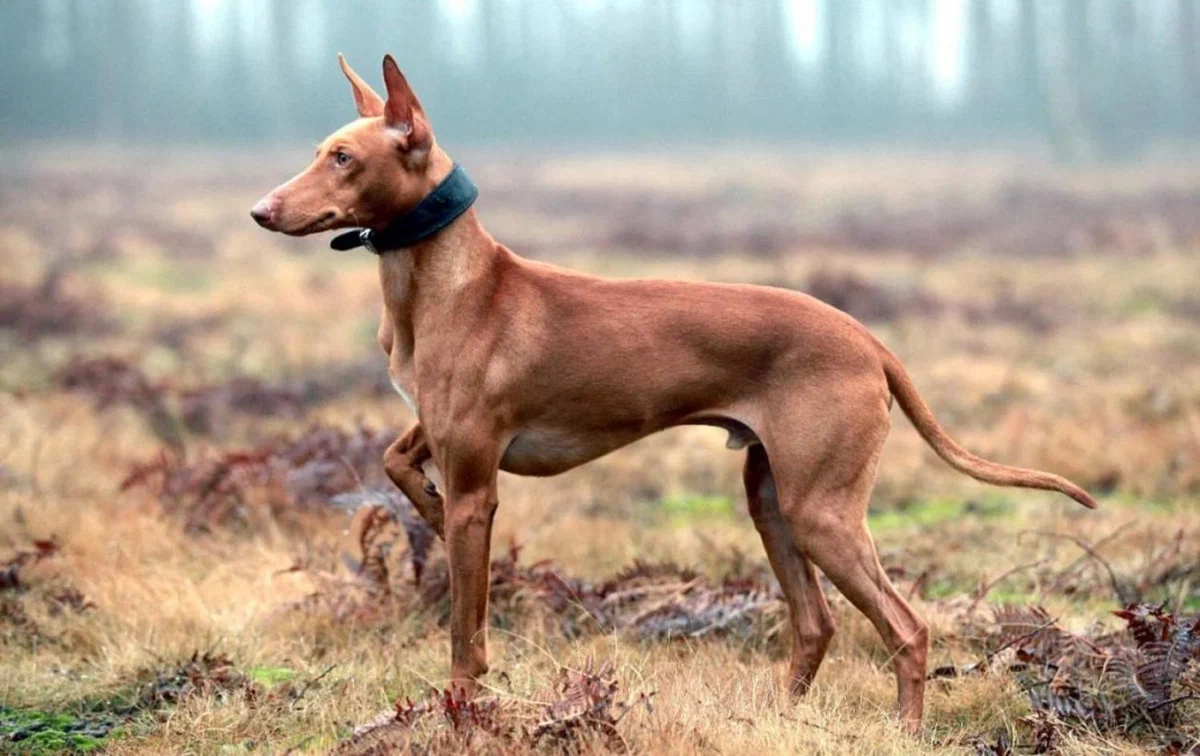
[821,0,855,136]
[96,0,138,141]
[1043,0,1098,161]
[1016,0,1045,138]
[968,0,995,133]
[903,0,933,136]
[1181,0,1200,132]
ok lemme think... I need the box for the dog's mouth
[282,211,339,237]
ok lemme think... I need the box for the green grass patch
[657,493,737,522]
[1122,292,1166,316]
[0,707,115,754]
[921,577,1037,602]
[921,577,974,600]
[249,665,297,686]
[868,495,1013,532]
[1103,490,1191,513]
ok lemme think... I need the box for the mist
[3,0,1197,159]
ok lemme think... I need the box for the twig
[290,664,337,707]
[281,735,316,755]
[1123,693,1200,732]
[785,714,861,742]
[1175,577,1193,617]
[929,615,1060,681]
[1048,520,1134,592]
[1024,529,1133,604]
[1142,527,1184,584]
[906,567,932,601]
[1145,693,1199,714]
[969,558,1047,613]
[542,569,610,632]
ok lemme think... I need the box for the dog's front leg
[383,424,445,538]
[440,442,501,697]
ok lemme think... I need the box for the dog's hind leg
[383,423,445,538]
[770,396,929,732]
[793,496,928,731]
[744,443,837,696]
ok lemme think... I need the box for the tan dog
[252,54,1095,732]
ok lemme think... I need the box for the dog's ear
[382,54,432,152]
[338,53,384,118]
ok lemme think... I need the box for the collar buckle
[359,228,379,255]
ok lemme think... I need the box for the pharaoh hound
[251,54,1095,731]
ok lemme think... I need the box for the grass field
[1,147,1199,754]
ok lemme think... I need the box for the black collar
[330,163,479,254]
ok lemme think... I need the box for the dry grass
[1,147,1199,754]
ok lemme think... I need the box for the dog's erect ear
[338,53,384,118]
[382,54,432,151]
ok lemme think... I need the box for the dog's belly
[499,418,758,477]
[500,426,640,477]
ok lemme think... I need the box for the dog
[251,54,1095,732]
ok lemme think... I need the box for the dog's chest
[389,372,419,415]
[379,258,422,416]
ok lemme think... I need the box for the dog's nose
[250,197,276,228]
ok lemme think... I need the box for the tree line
[0,0,1195,159]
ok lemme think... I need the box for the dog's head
[251,54,447,235]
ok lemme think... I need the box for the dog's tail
[879,346,1097,509]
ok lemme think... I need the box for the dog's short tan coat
[253,55,1095,731]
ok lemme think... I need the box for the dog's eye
[334,151,352,167]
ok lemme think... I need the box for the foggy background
[2,0,1198,160]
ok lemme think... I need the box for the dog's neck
[395,205,497,286]
[376,161,502,352]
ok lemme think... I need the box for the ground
[1,146,1198,754]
